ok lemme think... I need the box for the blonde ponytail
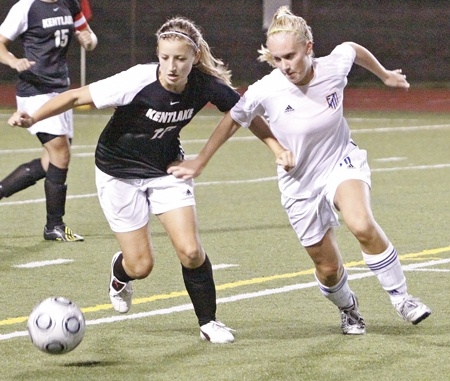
[258,6,314,67]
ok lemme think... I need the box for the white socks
[363,242,408,305]
[315,243,408,307]
[315,270,354,309]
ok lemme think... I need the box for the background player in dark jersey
[9,16,239,343]
[0,0,97,241]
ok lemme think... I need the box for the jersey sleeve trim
[0,0,32,41]
[74,12,88,31]
[89,64,158,109]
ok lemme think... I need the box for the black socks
[182,255,217,326]
[44,163,68,229]
[0,158,46,198]
[113,253,135,283]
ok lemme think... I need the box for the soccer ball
[27,297,85,355]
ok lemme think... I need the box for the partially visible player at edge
[0,0,97,242]
[8,16,252,343]
[167,6,431,334]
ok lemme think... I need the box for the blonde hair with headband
[158,31,199,51]
[258,6,314,67]
[156,17,233,87]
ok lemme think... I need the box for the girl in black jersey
[9,16,238,343]
[0,0,97,242]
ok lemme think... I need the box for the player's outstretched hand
[276,150,296,172]
[383,69,410,89]
[167,159,204,180]
[8,111,34,128]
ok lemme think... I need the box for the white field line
[349,266,450,272]
[1,162,449,207]
[212,264,239,270]
[0,123,449,155]
[372,163,450,172]
[1,257,448,341]
[0,122,448,207]
[13,259,74,268]
[12,259,236,270]
[374,157,407,162]
[351,124,450,133]
[0,114,427,122]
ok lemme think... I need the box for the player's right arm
[248,116,295,172]
[0,34,35,72]
[8,86,94,128]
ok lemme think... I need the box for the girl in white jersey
[167,6,431,335]
[0,0,97,242]
[9,16,238,344]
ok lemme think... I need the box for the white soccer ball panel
[27,297,85,355]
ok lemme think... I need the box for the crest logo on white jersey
[284,105,295,113]
[326,92,339,109]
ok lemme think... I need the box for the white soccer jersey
[231,43,358,199]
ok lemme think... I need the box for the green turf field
[0,108,449,381]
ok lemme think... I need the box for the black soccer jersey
[0,0,85,96]
[89,64,240,179]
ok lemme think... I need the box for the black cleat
[43,224,84,242]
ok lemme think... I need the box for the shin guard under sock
[44,163,68,229]
[0,159,46,198]
[182,255,217,326]
[363,243,408,305]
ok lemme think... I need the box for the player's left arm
[343,42,410,89]
[75,25,97,51]
[72,7,97,51]
[168,112,242,179]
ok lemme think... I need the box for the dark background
[0,0,449,88]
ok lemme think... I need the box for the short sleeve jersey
[231,43,357,199]
[89,64,240,179]
[0,0,86,96]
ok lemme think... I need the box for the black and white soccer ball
[27,297,85,355]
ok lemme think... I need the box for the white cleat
[395,296,431,325]
[200,320,235,343]
[339,293,366,335]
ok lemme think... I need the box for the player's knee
[125,254,154,279]
[347,217,378,245]
[316,262,341,283]
[178,246,203,269]
[130,262,153,279]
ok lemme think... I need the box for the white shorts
[17,93,74,138]
[282,147,371,247]
[95,167,196,233]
